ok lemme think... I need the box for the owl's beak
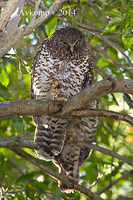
[70,46,74,56]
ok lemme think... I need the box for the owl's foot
[54,97,67,102]
[66,132,77,137]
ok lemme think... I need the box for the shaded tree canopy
[0,0,133,199]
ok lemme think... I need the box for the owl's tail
[54,146,92,193]
[53,144,80,193]
[58,166,79,193]
[34,117,67,161]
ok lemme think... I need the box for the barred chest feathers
[33,43,92,99]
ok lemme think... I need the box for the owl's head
[48,27,87,59]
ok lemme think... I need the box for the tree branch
[78,23,133,68]
[10,147,103,200]
[1,0,25,40]
[77,142,133,168]
[31,0,42,22]
[87,43,133,79]
[97,170,133,195]
[0,0,19,32]
[62,78,133,114]
[0,0,64,58]
[70,109,133,125]
[0,79,133,124]
[0,135,36,149]
[0,134,132,167]
[0,2,6,7]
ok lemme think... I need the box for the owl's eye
[62,41,67,45]
[76,41,80,45]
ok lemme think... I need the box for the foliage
[0,0,133,199]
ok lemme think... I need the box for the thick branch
[10,147,103,200]
[0,99,60,119]
[77,143,133,168]
[2,0,25,39]
[62,78,133,113]
[0,135,36,149]
[0,0,19,32]
[0,135,132,167]
[0,79,133,123]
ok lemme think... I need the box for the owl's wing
[30,40,67,161]
[53,101,98,192]
[30,42,44,100]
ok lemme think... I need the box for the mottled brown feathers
[30,27,97,192]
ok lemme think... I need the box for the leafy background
[0,0,133,199]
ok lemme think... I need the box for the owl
[30,27,97,192]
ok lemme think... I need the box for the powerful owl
[30,27,97,192]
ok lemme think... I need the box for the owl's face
[48,27,87,59]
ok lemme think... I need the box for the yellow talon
[54,97,67,102]
[66,132,77,137]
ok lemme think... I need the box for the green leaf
[19,62,29,74]
[12,116,24,132]
[0,62,9,87]
[108,17,122,25]
[0,96,6,102]
[123,0,130,5]
[122,26,133,48]
[44,16,58,37]
[62,2,77,9]
[104,10,123,18]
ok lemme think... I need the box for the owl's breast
[58,58,89,98]
[33,48,91,100]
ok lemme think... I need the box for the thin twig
[87,43,133,79]
[31,0,42,22]
[97,170,133,195]
[77,142,133,167]
[78,23,133,68]
[70,109,133,125]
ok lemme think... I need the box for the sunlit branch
[0,0,64,58]
[97,170,133,195]
[77,142,133,168]
[0,0,19,33]
[0,79,133,121]
[70,109,133,125]
[0,136,36,149]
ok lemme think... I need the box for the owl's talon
[54,97,67,103]
[66,132,77,137]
